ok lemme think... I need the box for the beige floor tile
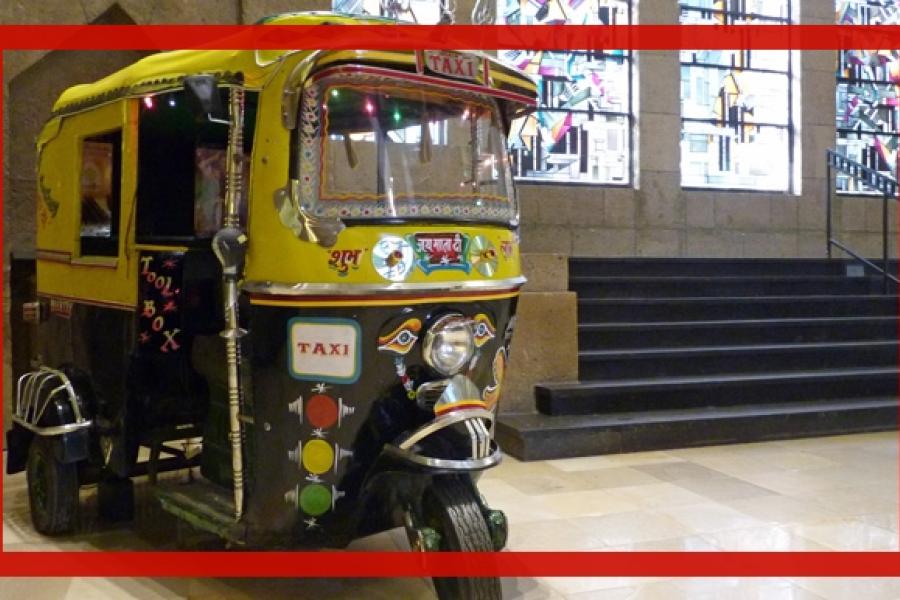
[793,484,899,519]
[505,517,606,551]
[0,579,76,600]
[788,517,899,551]
[736,465,891,497]
[672,455,781,477]
[858,512,900,533]
[791,577,900,600]
[568,466,665,490]
[568,510,693,546]
[727,493,840,525]
[501,578,567,599]
[601,534,718,551]
[547,451,684,472]
[502,470,598,496]
[633,462,729,483]
[627,577,827,600]
[607,482,711,511]
[673,474,778,502]
[655,502,767,534]
[541,577,659,596]
[699,524,829,551]
[531,488,639,519]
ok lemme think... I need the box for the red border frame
[1,23,899,578]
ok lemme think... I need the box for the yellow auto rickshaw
[7,12,536,599]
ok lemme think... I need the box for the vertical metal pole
[826,158,832,259]
[217,87,247,521]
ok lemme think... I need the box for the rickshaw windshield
[300,79,516,223]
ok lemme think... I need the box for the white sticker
[372,235,415,282]
[288,318,361,384]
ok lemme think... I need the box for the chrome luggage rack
[14,367,92,436]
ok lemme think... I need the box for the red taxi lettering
[298,341,350,356]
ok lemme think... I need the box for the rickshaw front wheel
[26,436,79,535]
[421,476,502,600]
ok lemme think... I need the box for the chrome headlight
[423,314,475,377]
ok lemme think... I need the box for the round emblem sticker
[469,235,498,277]
[372,235,414,281]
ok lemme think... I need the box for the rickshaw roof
[51,12,537,116]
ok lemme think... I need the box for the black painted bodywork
[239,298,515,547]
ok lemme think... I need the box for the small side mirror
[183,75,226,121]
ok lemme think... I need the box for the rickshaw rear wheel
[26,436,79,535]
[421,476,502,600]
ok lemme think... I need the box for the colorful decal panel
[137,252,184,354]
[288,318,361,384]
[410,232,470,275]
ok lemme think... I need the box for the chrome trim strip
[386,442,502,471]
[12,416,93,436]
[242,276,526,297]
[398,408,495,451]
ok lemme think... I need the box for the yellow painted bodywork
[36,100,139,309]
[36,12,537,307]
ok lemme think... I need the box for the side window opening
[79,130,122,257]
[136,89,255,244]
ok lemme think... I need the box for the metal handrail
[825,149,898,293]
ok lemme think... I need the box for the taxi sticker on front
[288,318,361,384]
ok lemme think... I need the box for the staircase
[496,258,899,461]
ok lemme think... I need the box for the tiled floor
[2,431,898,599]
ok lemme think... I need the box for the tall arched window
[497,1,635,185]
[680,0,795,192]
[835,1,900,193]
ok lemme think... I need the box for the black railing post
[883,192,889,293]
[826,156,832,259]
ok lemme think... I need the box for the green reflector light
[300,484,332,516]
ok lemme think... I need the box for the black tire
[422,476,502,600]
[26,436,79,535]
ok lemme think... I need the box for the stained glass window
[679,1,794,191]
[332,0,444,23]
[498,1,634,185]
[835,1,900,193]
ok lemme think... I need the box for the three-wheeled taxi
[6,12,536,599]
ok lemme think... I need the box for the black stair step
[536,367,899,415]
[578,295,900,322]
[579,340,898,379]
[571,275,882,298]
[496,398,898,460]
[569,257,864,277]
[578,316,898,349]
